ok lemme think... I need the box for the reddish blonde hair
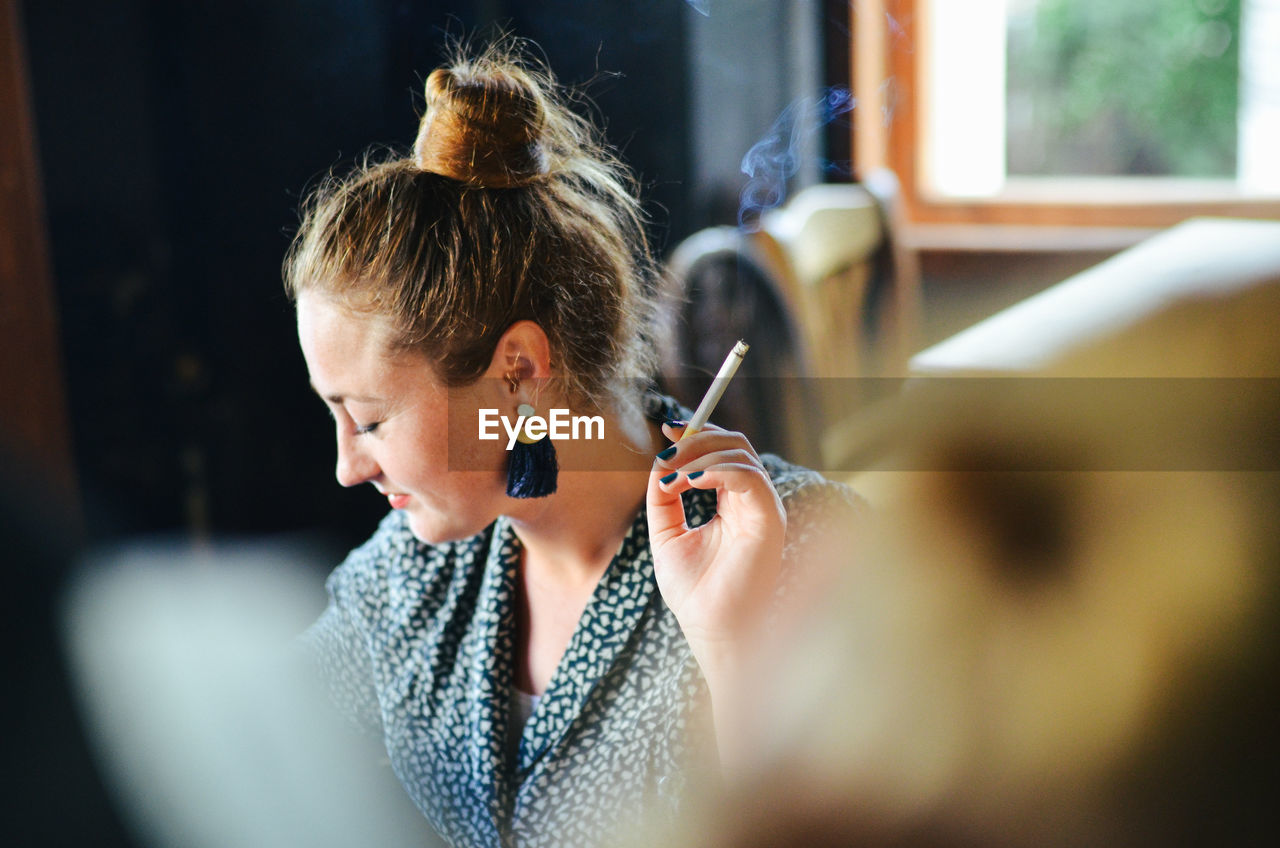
[283,40,659,409]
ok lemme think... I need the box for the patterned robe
[303,407,859,847]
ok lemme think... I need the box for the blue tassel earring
[506,401,558,498]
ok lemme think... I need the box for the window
[854,0,1280,235]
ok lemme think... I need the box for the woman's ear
[486,320,553,388]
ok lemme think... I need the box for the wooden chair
[660,169,921,469]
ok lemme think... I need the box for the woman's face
[296,291,508,544]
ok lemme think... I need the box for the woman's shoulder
[326,510,413,595]
[760,453,863,510]
[758,453,870,562]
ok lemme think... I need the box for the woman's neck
[505,401,660,582]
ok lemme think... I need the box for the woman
[288,41,858,847]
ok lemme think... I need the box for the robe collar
[465,393,684,828]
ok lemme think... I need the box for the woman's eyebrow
[309,382,382,405]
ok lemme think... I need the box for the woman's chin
[405,508,489,546]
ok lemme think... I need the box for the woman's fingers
[650,421,758,541]
[656,423,763,475]
[651,421,784,536]
[646,459,691,545]
[658,450,760,485]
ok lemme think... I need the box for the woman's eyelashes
[322,403,380,436]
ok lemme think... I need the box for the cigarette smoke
[738,86,856,230]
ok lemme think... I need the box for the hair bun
[414,66,549,188]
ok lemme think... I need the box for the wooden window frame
[1,0,78,504]
[853,0,1280,243]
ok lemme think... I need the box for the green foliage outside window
[1007,0,1240,177]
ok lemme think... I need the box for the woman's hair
[283,39,660,410]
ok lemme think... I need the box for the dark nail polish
[656,445,677,461]
[660,471,678,485]
[687,470,704,480]
[666,419,687,429]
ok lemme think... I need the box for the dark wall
[22,1,693,550]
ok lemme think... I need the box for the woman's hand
[646,420,786,670]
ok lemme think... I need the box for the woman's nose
[335,431,379,487]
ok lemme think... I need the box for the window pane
[1006,0,1240,179]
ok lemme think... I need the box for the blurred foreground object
[1,445,136,846]
[666,218,1280,846]
[61,540,438,848]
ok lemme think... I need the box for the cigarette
[680,340,749,440]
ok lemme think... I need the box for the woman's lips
[386,493,410,510]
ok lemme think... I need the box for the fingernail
[687,470,704,480]
[660,471,678,485]
[666,419,687,429]
[656,445,677,461]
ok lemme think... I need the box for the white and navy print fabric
[302,397,861,847]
